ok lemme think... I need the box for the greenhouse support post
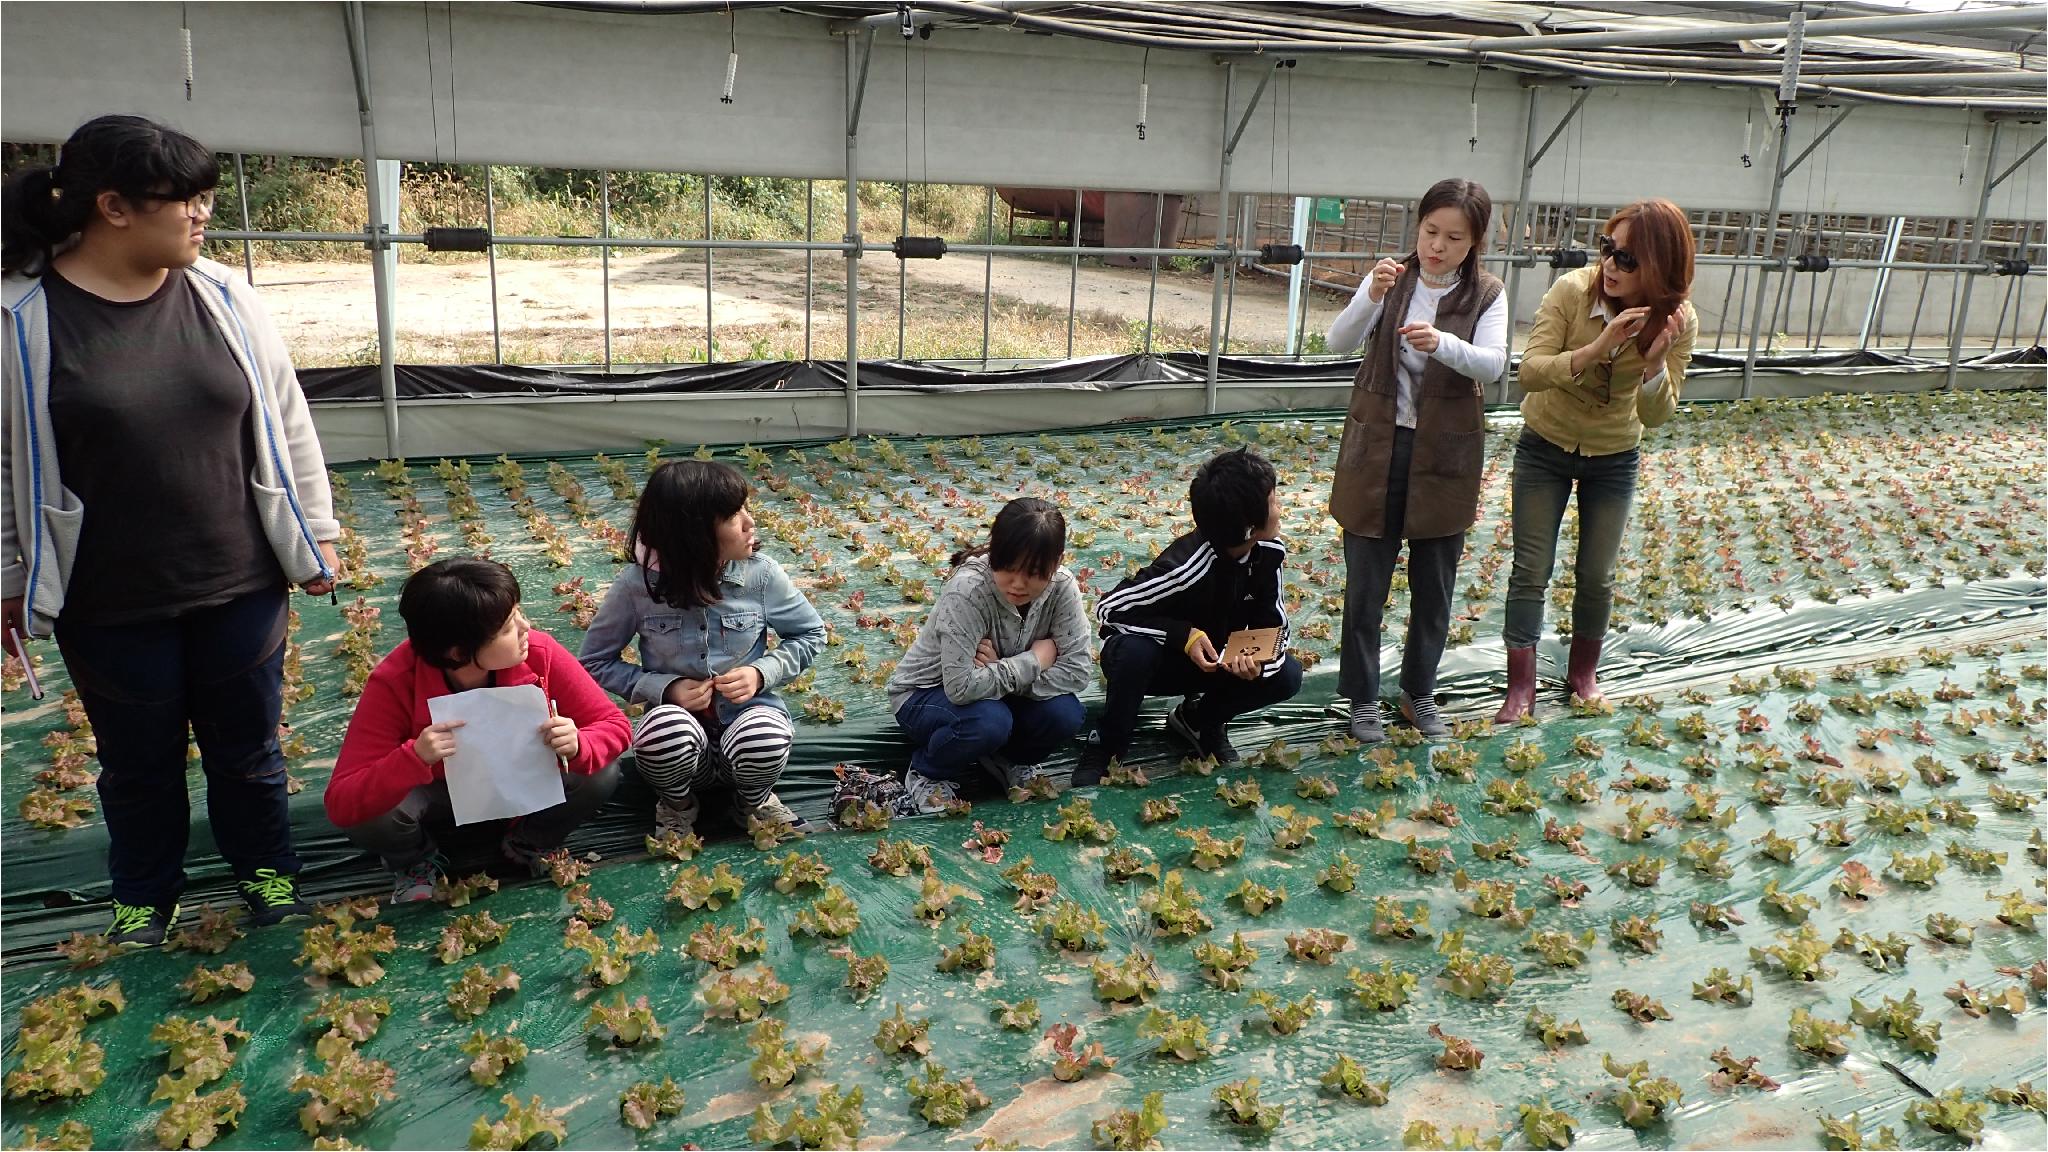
[1502,83,1591,404]
[486,166,502,364]
[844,28,876,437]
[1207,59,1275,414]
[232,153,254,286]
[343,0,401,459]
[1283,195,1310,357]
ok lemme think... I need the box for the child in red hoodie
[328,558,630,902]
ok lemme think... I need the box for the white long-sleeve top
[1326,276,1510,428]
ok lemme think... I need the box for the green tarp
[3,391,2044,1149]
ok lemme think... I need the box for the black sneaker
[238,868,313,926]
[104,900,180,948]
[1071,746,1112,789]
[1166,700,1241,764]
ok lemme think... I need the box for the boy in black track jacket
[1076,449,1304,785]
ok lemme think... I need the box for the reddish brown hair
[1599,199,1695,352]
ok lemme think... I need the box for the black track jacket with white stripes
[1093,533,1290,678]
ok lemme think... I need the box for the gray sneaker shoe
[902,770,961,815]
[1400,691,1450,740]
[738,792,810,833]
[977,753,1041,793]
[654,794,700,838]
[1348,700,1386,743]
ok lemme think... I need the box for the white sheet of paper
[428,684,565,826]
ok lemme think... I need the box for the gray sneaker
[977,753,1041,793]
[902,771,961,815]
[654,794,700,838]
[1348,700,1386,743]
[1400,691,1450,740]
[738,792,810,833]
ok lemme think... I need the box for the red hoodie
[326,629,632,828]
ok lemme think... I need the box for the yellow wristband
[1183,630,1209,658]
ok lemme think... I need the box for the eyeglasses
[140,189,217,219]
[1597,234,1638,273]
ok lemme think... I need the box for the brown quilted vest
[1327,259,1504,540]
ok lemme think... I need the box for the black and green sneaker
[238,868,313,926]
[104,900,180,948]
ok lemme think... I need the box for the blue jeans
[894,688,1087,781]
[1504,427,1640,648]
[53,583,297,907]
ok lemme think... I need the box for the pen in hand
[548,698,569,771]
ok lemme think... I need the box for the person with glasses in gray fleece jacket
[885,498,1095,812]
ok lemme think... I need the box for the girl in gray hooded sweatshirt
[884,497,1095,812]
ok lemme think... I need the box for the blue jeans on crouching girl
[894,688,1086,781]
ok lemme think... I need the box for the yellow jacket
[1516,264,1698,455]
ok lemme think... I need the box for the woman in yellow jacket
[1496,199,1697,722]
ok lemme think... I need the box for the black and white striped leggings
[632,704,793,807]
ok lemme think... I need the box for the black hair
[633,459,751,610]
[1411,177,1493,319]
[400,558,523,671]
[951,497,1065,579]
[2,114,220,276]
[1189,448,1277,547]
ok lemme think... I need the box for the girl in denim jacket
[580,460,825,835]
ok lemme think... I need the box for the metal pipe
[1144,191,1162,358]
[1068,186,1081,358]
[1740,20,1804,398]
[1453,5,2041,52]
[232,152,254,285]
[844,30,871,436]
[552,0,2045,109]
[1501,87,1540,401]
[898,179,909,358]
[486,165,502,364]
[1860,215,1905,350]
[1946,119,2004,388]
[343,0,401,459]
[981,185,993,366]
[703,175,714,363]
[804,178,815,361]
[602,169,613,370]
[1285,195,1310,357]
[1204,61,1236,415]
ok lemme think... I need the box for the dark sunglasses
[1597,234,1639,273]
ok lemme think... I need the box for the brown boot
[1495,647,1538,724]
[1566,633,1605,703]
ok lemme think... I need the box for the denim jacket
[578,554,825,728]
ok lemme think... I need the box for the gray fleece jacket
[3,256,337,637]
[885,555,1095,713]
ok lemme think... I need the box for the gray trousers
[339,762,621,869]
[1338,425,1466,706]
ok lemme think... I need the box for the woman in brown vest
[1326,179,1507,742]
[1495,200,1698,722]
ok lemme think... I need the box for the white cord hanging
[1136,48,1150,141]
[181,4,193,101]
[720,7,738,104]
[1741,107,1753,168]
[1467,68,1480,153]
[1958,116,1972,185]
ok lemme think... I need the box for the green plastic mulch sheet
[3,390,2046,1150]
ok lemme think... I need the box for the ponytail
[1,166,90,277]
